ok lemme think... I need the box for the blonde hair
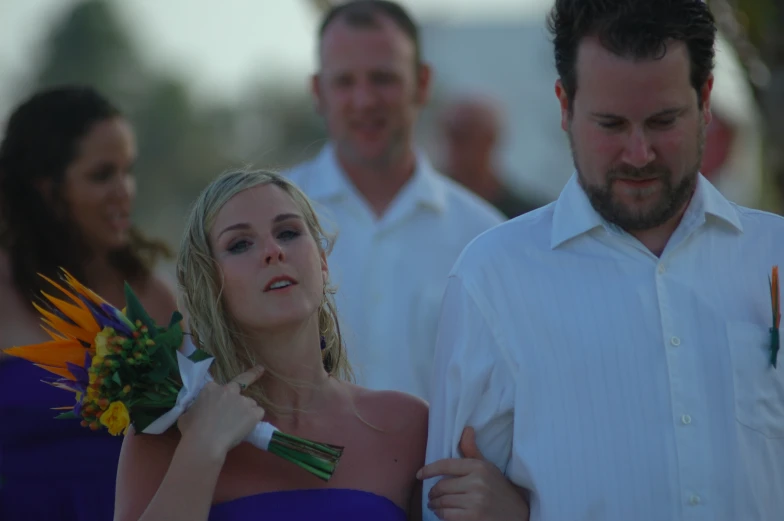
[176,169,353,414]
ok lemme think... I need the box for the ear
[414,62,432,106]
[555,79,571,132]
[700,74,714,127]
[311,73,324,114]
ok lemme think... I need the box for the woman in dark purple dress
[114,170,429,521]
[0,85,177,521]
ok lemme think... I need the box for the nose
[351,81,378,110]
[621,127,656,168]
[262,239,285,266]
[111,173,136,201]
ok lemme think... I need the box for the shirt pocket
[726,321,784,438]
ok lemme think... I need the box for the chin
[99,234,132,253]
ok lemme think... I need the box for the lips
[351,119,386,139]
[106,211,131,232]
[263,275,298,292]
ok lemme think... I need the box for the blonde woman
[114,170,428,521]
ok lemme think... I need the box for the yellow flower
[95,328,114,358]
[86,387,100,402]
[91,355,104,366]
[99,401,130,436]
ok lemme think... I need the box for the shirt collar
[550,172,743,250]
[304,143,447,214]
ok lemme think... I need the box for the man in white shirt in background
[286,0,504,400]
[421,0,784,520]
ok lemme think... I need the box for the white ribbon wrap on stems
[140,337,279,450]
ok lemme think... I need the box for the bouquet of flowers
[6,269,343,481]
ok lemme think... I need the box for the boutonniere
[769,266,780,368]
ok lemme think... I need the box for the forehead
[573,37,695,116]
[319,16,415,73]
[442,104,496,131]
[76,118,135,158]
[211,184,297,234]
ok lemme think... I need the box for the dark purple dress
[208,488,408,521]
[0,358,123,520]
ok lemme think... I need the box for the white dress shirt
[424,173,784,521]
[285,145,504,399]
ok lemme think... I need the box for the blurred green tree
[30,0,230,247]
[710,0,784,211]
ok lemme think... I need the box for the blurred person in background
[436,95,541,218]
[286,0,504,402]
[0,85,177,521]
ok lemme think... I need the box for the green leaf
[55,410,78,420]
[168,310,183,329]
[147,360,172,383]
[153,322,184,352]
[124,282,157,335]
[143,391,165,402]
[188,347,213,363]
[112,372,122,386]
[130,410,160,433]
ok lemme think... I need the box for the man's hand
[417,426,529,521]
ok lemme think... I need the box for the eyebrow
[216,213,304,240]
[590,107,686,120]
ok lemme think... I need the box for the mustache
[607,164,671,180]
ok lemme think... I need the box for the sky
[0,0,549,113]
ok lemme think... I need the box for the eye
[227,239,252,254]
[370,72,397,85]
[277,229,301,241]
[90,167,115,182]
[333,75,353,88]
[598,120,623,130]
[649,118,676,129]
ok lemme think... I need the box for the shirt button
[658,264,666,274]
[681,414,692,425]
[670,337,681,346]
[689,494,701,505]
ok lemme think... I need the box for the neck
[248,318,332,420]
[337,147,417,217]
[453,165,501,202]
[628,202,691,257]
[83,254,117,287]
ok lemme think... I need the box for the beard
[570,125,704,232]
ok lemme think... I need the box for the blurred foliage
[710,0,784,211]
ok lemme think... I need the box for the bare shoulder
[118,425,179,470]
[0,249,48,353]
[0,248,13,291]
[341,385,429,510]
[349,384,429,442]
[115,426,179,520]
[135,272,179,325]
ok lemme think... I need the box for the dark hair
[318,0,421,66]
[547,0,717,108]
[0,85,171,303]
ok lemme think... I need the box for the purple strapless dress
[209,489,408,521]
[0,358,123,521]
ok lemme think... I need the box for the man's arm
[421,274,519,520]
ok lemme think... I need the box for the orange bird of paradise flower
[5,269,133,380]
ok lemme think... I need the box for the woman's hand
[177,365,266,458]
